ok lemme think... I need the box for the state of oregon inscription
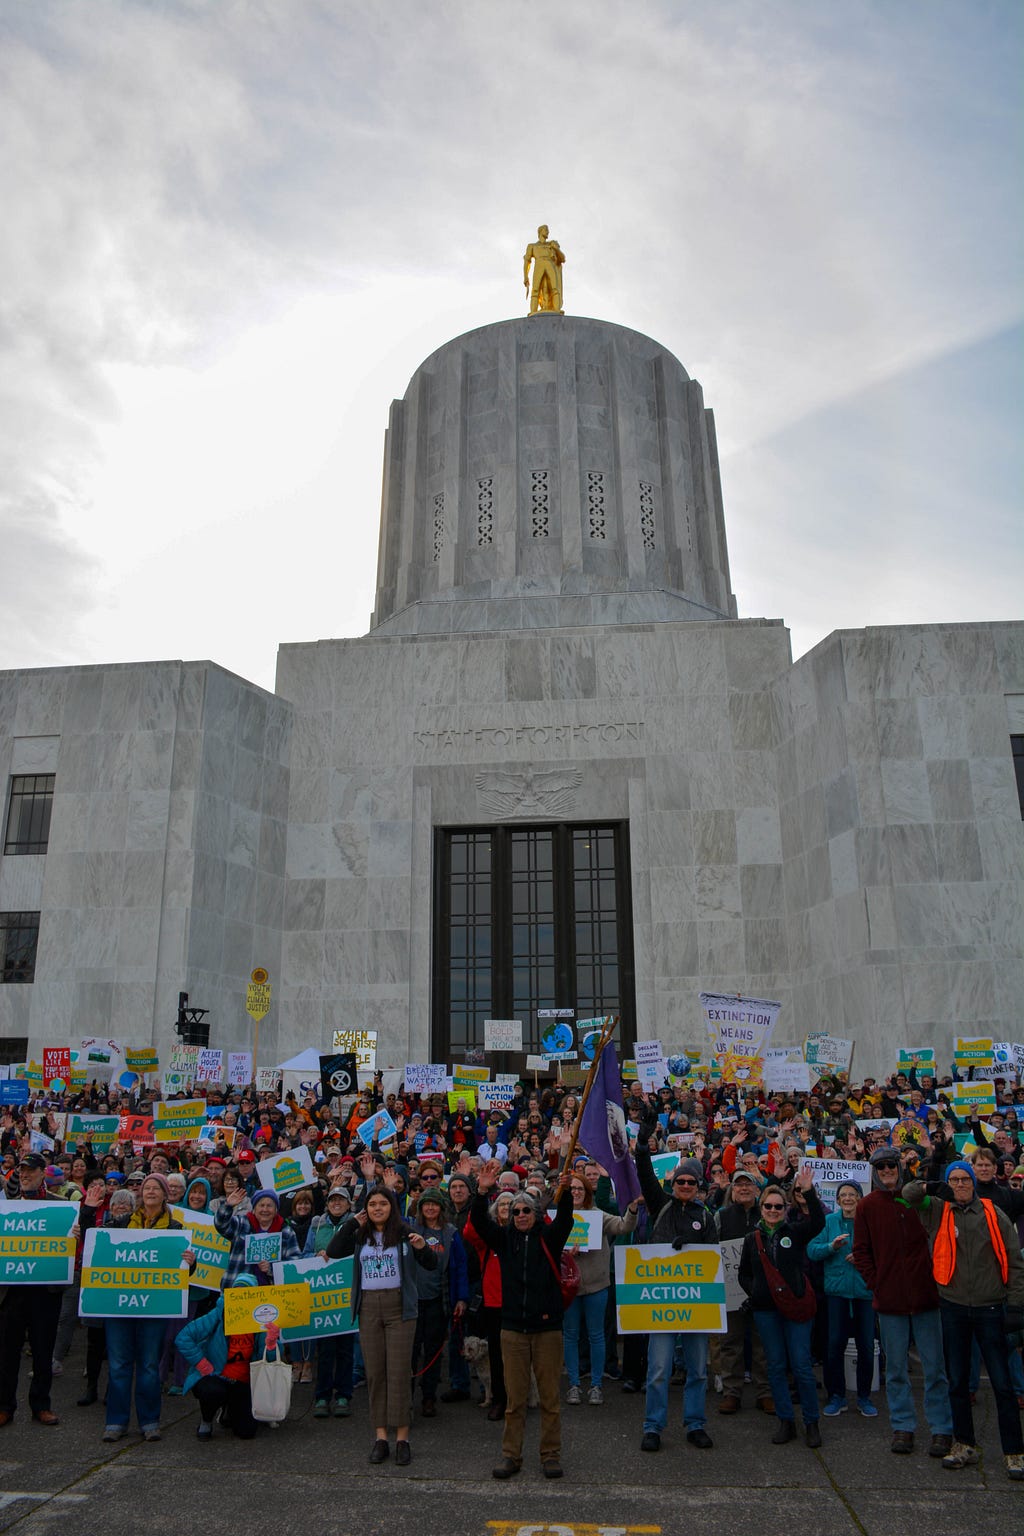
[413,721,644,751]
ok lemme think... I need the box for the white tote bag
[249,1343,292,1424]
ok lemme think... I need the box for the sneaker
[565,1384,582,1405]
[891,1431,915,1455]
[587,1386,603,1405]
[621,1379,640,1394]
[542,1459,563,1478]
[332,1397,351,1418]
[856,1397,878,1418]
[313,1398,331,1418]
[1006,1453,1024,1481]
[928,1434,952,1458]
[823,1395,848,1417]
[492,1456,521,1479]
[51,1361,63,1377]
[605,1364,622,1380]
[142,1427,161,1442]
[640,1431,661,1452]
[196,1421,212,1440]
[942,1441,979,1470]
[102,1426,126,1443]
[166,1385,183,1397]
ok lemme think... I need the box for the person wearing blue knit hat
[176,1273,271,1441]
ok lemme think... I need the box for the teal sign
[79,1227,191,1318]
[0,1200,78,1284]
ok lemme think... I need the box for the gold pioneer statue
[523,224,566,315]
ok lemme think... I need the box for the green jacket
[903,1181,1024,1308]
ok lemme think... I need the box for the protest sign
[856,1118,898,1134]
[195,1049,224,1083]
[649,1152,679,1184]
[897,1048,936,1072]
[245,1231,283,1265]
[635,1039,667,1086]
[79,1228,192,1318]
[227,1052,253,1088]
[720,1048,764,1086]
[42,1047,71,1091]
[763,1059,811,1094]
[954,1036,994,1070]
[614,1244,727,1334]
[353,1107,398,1146]
[319,1052,358,1101]
[700,992,780,1069]
[273,1255,356,1342]
[224,1281,311,1334]
[29,1131,55,1154]
[198,1122,236,1151]
[66,1113,119,1150]
[0,1079,29,1106]
[256,1068,279,1093]
[525,1054,549,1071]
[718,1236,746,1312]
[78,1037,125,1074]
[0,1200,78,1284]
[495,1073,519,1086]
[118,1112,154,1144]
[256,1145,317,1194]
[949,1082,997,1115]
[404,1063,446,1095]
[124,1046,159,1075]
[453,1066,490,1083]
[154,1100,206,1142]
[548,1208,602,1252]
[804,1034,854,1073]
[477,1082,515,1110]
[332,1030,377,1073]
[537,1010,576,1060]
[168,1205,231,1291]
[798,1158,871,1213]
[483,1019,523,1052]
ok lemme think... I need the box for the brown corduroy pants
[359,1289,417,1430]
[501,1327,564,1465]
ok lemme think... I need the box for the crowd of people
[1,1058,1023,1481]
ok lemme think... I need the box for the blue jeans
[941,1303,1024,1454]
[564,1289,608,1387]
[876,1309,951,1435]
[105,1319,165,1431]
[824,1295,876,1400]
[315,1333,354,1400]
[753,1310,819,1424]
[643,1330,708,1434]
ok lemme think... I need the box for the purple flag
[577,1041,642,1212]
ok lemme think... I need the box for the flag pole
[559,1014,618,1178]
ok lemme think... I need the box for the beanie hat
[229,1272,258,1289]
[946,1159,976,1186]
[674,1158,704,1185]
[251,1188,280,1209]
[835,1181,863,1199]
[417,1186,447,1209]
[142,1172,171,1199]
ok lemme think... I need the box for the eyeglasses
[761,1202,785,1211]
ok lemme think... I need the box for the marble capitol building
[1,232,1022,1078]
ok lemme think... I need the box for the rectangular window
[433,822,634,1061]
[4,774,55,854]
[0,1035,28,1065]
[1012,736,1024,820]
[0,912,40,983]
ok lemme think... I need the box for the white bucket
[844,1339,881,1394]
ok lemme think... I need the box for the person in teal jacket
[807,1182,877,1418]
[177,1274,270,1440]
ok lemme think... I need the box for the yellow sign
[614,1244,727,1334]
[223,1282,311,1334]
[153,1099,206,1142]
[246,983,272,1022]
[720,1049,763,1086]
[251,967,269,985]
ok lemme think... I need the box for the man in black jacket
[635,1120,719,1455]
[472,1156,573,1480]
[0,1153,78,1427]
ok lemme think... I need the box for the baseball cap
[237,1150,255,1164]
[19,1152,48,1171]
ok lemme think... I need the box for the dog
[461,1332,540,1409]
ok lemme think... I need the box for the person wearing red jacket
[852,1147,952,1457]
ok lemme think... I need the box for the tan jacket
[574,1208,638,1296]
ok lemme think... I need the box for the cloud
[0,1,1020,688]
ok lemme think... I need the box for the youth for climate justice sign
[79,1228,192,1318]
[0,1200,78,1285]
[615,1244,727,1334]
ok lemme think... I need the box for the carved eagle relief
[474,766,582,819]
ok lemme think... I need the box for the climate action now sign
[169,1205,230,1291]
[0,1200,78,1284]
[614,1243,727,1334]
[79,1228,192,1318]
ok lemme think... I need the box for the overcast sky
[1,0,1021,693]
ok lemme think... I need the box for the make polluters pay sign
[78,1228,192,1319]
[0,1200,78,1285]
[614,1244,727,1334]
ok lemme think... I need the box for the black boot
[77,1384,99,1408]
[772,1419,797,1444]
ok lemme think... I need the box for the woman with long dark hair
[326,1184,436,1466]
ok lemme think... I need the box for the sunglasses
[511,1205,534,1215]
[419,1172,440,1181]
[673,1176,698,1186]
[761,1202,785,1211]
[873,1159,899,1170]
